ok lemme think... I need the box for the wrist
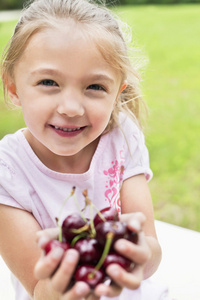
[144,236,162,279]
[33,279,60,300]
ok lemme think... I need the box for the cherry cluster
[44,188,138,289]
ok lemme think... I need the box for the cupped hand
[93,212,151,298]
[34,212,150,299]
[34,228,93,300]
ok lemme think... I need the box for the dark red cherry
[96,221,128,248]
[94,207,119,227]
[103,252,133,271]
[44,240,70,255]
[127,228,138,244]
[74,265,105,289]
[62,213,87,242]
[74,238,101,264]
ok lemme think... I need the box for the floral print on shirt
[103,148,125,213]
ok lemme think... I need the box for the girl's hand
[34,212,150,299]
[34,228,92,300]
[94,212,151,298]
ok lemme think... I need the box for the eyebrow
[30,68,63,77]
[88,74,115,84]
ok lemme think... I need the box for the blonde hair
[1,0,147,131]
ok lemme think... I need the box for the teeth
[54,126,81,132]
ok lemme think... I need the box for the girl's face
[8,20,125,172]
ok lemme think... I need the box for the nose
[57,89,85,117]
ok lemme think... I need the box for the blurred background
[0,0,200,231]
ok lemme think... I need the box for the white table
[152,221,200,300]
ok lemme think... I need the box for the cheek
[21,100,48,126]
[21,93,52,113]
[21,107,36,128]
[90,105,113,130]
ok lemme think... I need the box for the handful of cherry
[45,188,138,289]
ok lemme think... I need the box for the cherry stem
[81,190,90,212]
[73,193,87,223]
[88,271,96,279]
[57,187,76,242]
[93,208,106,223]
[70,224,89,234]
[70,232,88,247]
[94,232,114,271]
[89,204,96,238]
[82,189,106,226]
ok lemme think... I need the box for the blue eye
[39,79,58,86]
[87,84,105,91]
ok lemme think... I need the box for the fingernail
[129,219,140,231]
[65,249,79,262]
[107,264,120,277]
[95,285,108,296]
[115,240,126,251]
[76,281,89,295]
[38,236,49,248]
[51,247,64,259]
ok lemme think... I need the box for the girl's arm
[0,204,41,297]
[93,173,161,297]
[0,204,91,300]
[120,173,162,278]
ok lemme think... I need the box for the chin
[50,148,78,157]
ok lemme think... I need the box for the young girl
[0,0,168,299]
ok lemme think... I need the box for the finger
[86,293,100,300]
[36,228,60,248]
[60,281,90,300]
[94,281,122,298]
[51,249,79,293]
[114,234,151,265]
[106,263,143,290]
[34,246,65,279]
[119,212,146,232]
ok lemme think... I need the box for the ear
[119,80,127,94]
[7,79,21,107]
[113,80,128,108]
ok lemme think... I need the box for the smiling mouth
[51,125,85,132]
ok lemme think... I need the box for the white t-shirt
[0,115,169,299]
[0,115,152,226]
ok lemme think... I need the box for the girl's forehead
[24,19,103,54]
[16,20,122,81]
[14,18,123,83]
[23,19,114,63]
[32,19,87,41]
[24,24,101,60]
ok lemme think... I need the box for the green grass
[115,5,200,231]
[0,20,26,135]
[0,5,200,231]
